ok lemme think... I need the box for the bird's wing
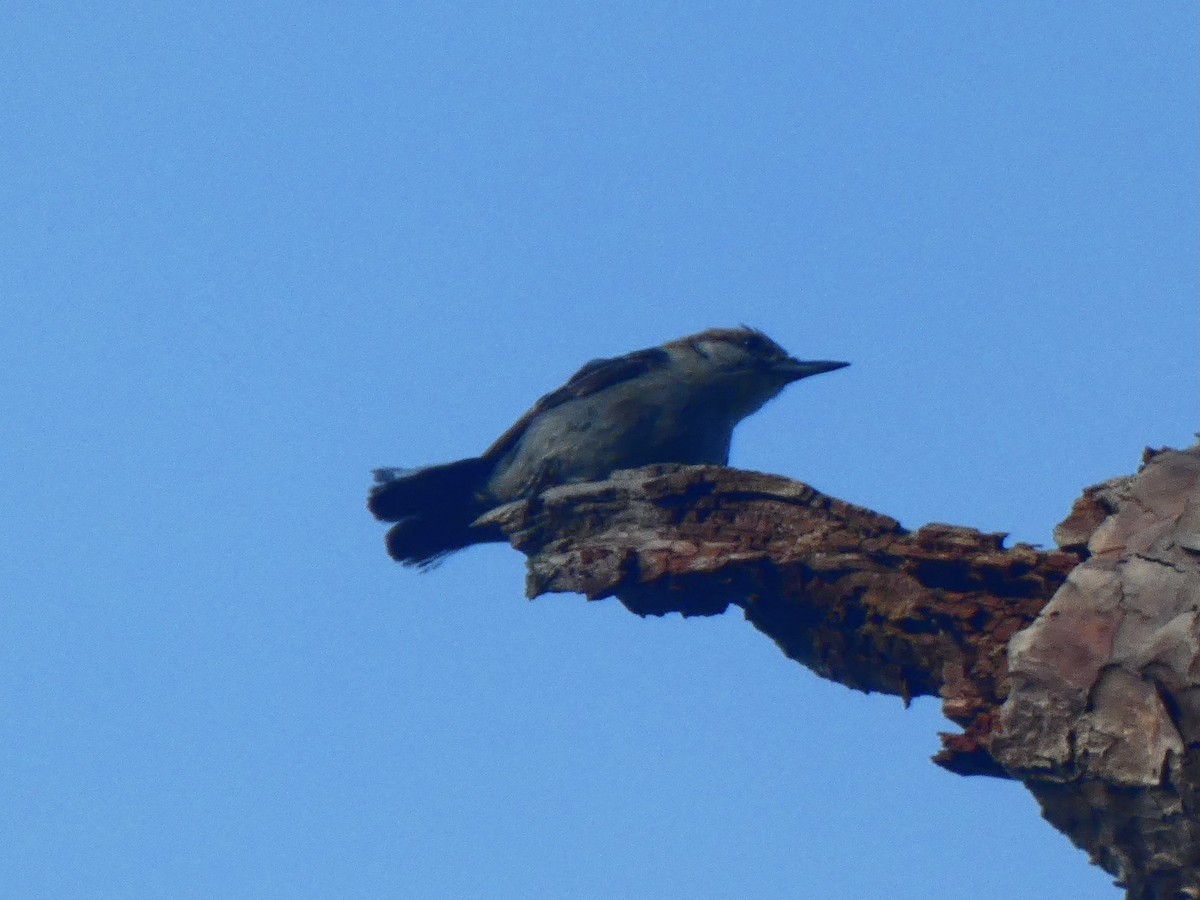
[482,346,671,460]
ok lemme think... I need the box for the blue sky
[3,4,1195,898]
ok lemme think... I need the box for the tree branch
[479,444,1200,898]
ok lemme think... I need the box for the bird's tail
[367,457,500,567]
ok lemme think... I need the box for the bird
[369,326,848,567]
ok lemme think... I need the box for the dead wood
[477,445,1200,898]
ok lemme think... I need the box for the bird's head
[664,326,848,418]
[674,326,848,382]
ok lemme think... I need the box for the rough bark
[477,444,1200,898]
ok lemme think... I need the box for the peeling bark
[995,446,1200,898]
[478,444,1200,898]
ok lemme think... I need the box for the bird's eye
[741,333,765,353]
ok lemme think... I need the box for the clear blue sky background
[3,4,1196,898]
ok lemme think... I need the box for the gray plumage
[369,327,848,567]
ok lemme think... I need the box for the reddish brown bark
[479,444,1200,898]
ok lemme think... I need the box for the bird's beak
[776,358,850,382]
